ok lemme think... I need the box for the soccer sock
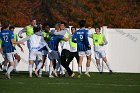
[7,66,14,74]
[55,63,60,71]
[86,66,90,73]
[29,64,32,77]
[97,64,101,72]
[45,64,49,74]
[49,66,53,76]
[39,69,43,75]
[36,62,43,71]
[105,61,111,71]
[3,66,7,70]
[78,66,82,74]
[14,59,18,69]
[60,65,65,75]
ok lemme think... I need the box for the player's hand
[19,42,25,45]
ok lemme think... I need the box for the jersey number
[3,35,8,42]
[80,35,83,41]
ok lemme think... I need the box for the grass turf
[0,71,140,93]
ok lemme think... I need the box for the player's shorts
[42,50,48,56]
[48,51,60,60]
[2,52,14,62]
[29,51,42,61]
[94,50,106,59]
[12,49,18,55]
[78,50,91,56]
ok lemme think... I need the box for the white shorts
[94,50,106,59]
[78,50,92,56]
[48,51,60,60]
[12,50,18,55]
[42,50,48,56]
[3,52,14,62]
[29,51,42,61]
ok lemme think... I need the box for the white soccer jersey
[29,34,46,52]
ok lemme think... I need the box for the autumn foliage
[0,0,139,28]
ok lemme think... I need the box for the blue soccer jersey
[72,28,91,51]
[47,35,64,51]
[0,30,14,53]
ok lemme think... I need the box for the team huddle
[0,19,112,79]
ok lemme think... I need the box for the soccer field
[0,72,140,93]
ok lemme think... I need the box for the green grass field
[0,72,140,93]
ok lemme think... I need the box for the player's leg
[6,53,15,79]
[28,51,35,77]
[85,50,91,77]
[102,56,112,73]
[95,51,102,73]
[13,53,21,72]
[77,51,84,78]
[34,52,43,77]
[64,52,75,77]
[100,50,112,73]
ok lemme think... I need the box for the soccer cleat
[38,74,42,77]
[77,74,81,78]
[29,74,32,78]
[49,75,54,78]
[70,73,75,77]
[0,64,2,70]
[53,72,58,77]
[5,73,10,79]
[3,69,7,73]
[109,70,113,74]
[85,72,91,77]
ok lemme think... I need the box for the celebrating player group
[0,19,112,79]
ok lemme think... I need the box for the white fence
[0,27,140,73]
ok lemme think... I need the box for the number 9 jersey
[72,28,91,52]
[0,29,14,53]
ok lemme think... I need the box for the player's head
[9,25,15,31]
[71,26,76,34]
[60,22,66,30]
[55,23,60,31]
[1,20,10,29]
[42,22,50,32]
[95,27,101,34]
[79,20,86,28]
[30,18,36,27]
[33,25,41,33]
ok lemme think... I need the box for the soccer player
[0,20,24,79]
[72,20,91,78]
[61,26,79,77]
[52,22,71,76]
[9,25,24,72]
[27,25,51,78]
[91,27,112,73]
[47,23,69,78]
[38,23,51,77]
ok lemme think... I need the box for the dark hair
[71,26,76,30]
[33,25,41,33]
[95,26,101,30]
[30,18,36,22]
[1,20,10,29]
[79,20,86,28]
[60,21,66,26]
[9,25,15,30]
